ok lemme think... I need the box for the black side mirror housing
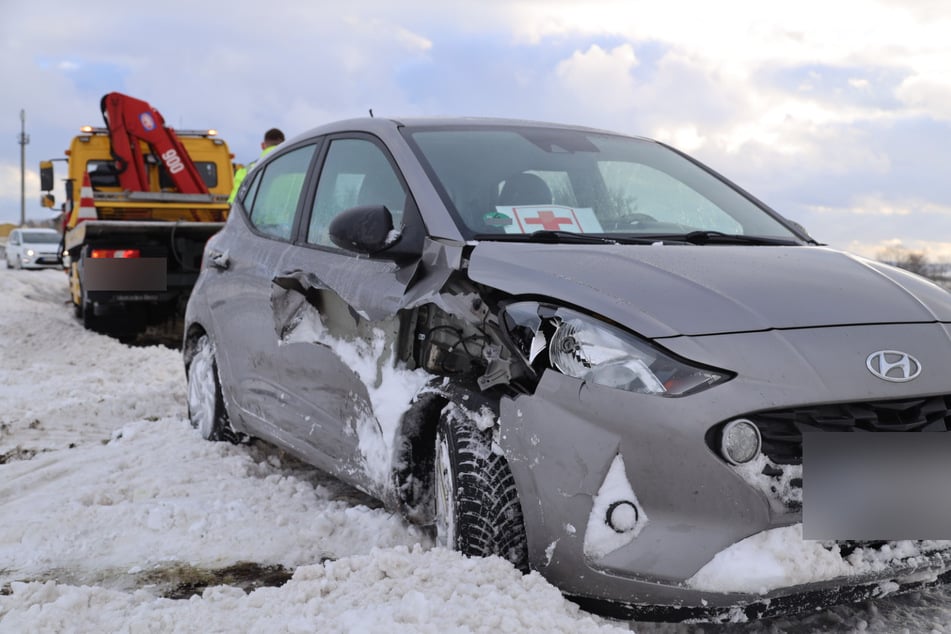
[329,204,399,256]
[327,205,420,260]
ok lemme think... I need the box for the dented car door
[266,135,424,495]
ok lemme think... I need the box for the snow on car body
[182,116,951,622]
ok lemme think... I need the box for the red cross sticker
[523,210,574,231]
[500,205,602,234]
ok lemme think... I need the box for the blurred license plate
[803,432,951,540]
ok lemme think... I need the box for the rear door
[203,143,320,448]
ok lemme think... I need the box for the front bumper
[572,560,951,622]
[497,323,951,621]
[18,253,61,269]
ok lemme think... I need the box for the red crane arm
[100,92,209,195]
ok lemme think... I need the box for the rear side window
[245,145,317,240]
[160,161,218,189]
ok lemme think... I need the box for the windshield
[22,231,60,244]
[403,125,802,244]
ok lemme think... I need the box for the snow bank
[2,548,626,634]
[0,269,631,633]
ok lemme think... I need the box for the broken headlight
[501,302,731,396]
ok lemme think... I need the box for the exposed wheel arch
[392,382,528,571]
[392,381,499,522]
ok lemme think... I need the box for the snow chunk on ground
[687,523,951,595]
[1,548,628,634]
[0,418,428,586]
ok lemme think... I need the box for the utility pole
[18,109,30,226]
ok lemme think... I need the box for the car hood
[466,243,951,338]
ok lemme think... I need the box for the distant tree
[877,244,935,279]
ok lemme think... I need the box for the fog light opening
[720,419,761,465]
[606,500,639,533]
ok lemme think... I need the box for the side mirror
[329,204,400,256]
[40,161,54,192]
[784,218,814,241]
[41,193,55,208]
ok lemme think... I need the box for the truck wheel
[434,409,529,572]
[81,293,98,330]
[186,334,237,442]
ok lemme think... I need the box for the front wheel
[434,409,528,571]
[186,334,238,442]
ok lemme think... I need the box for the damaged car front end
[183,116,951,623]
[465,240,951,621]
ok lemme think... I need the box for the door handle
[207,249,230,270]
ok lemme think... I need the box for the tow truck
[40,92,234,343]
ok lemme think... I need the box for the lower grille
[748,395,951,465]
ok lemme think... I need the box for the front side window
[404,126,800,242]
[245,145,316,240]
[306,138,407,247]
[87,160,119,188]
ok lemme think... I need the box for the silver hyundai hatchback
[183,117,951,622]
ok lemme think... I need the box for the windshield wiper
[643,230,802,246]
[472,230,801,246]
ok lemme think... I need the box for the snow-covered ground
[1,268,951,633]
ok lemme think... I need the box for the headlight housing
[502,302,732,397]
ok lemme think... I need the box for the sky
[2,0,951,261]
[5,267,951,632]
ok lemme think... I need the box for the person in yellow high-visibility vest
[228,128,285,203]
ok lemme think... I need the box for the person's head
[262,128,285,149]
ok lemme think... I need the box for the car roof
[286,116,645,146]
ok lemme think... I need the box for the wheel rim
[434,431,457,549]
[187,337,218,440]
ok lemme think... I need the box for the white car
[4,228,62,270]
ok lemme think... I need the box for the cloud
[811,194,951,218]
[654,125,705,153]
[800,193,951,258]
[0,164,44,220]
[896,76,951,118]
[846,237,951,262]
[1,0,950,262]
[554,44,639,114]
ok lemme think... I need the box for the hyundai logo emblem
[866,350,922,382]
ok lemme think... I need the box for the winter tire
[186,334,236,442]
[434,409,529,572]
